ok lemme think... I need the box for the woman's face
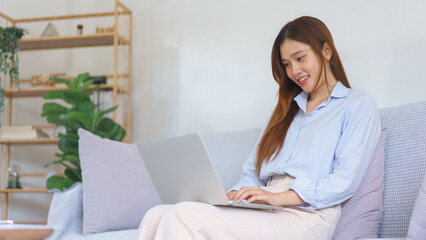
[280,39,325,94]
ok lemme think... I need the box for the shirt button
[277,168,281,172]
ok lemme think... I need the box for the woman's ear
[322,43,332,61]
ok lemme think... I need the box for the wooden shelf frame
[8,221,48,225]
[13,11,130,23]
[0,189,48,193]
[0,0,132,222]
[21,173,48,178]
[19,33,130,51]
[15,74,129,83]
[0,138,60,145]
[4,84,129,98]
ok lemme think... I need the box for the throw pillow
[79,129,161,235]
[46,182,82,240]
[332,120,387,240]
[407,173,426,239]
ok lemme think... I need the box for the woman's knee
[140,204,171,226]
[172,202,210,215]
[145,204,171,218]
[160,202,210,223]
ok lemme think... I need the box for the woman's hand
[230,187,307,207]
[232,187,285,206]
[226,191,238,200]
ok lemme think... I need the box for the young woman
[137,16,381,240]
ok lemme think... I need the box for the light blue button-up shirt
[230,81,381,210]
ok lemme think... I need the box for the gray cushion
[378,101,426,238]
[79,129,161,235]
[407,173,426,239]
[332,121,387,240]
[46,182,83,240]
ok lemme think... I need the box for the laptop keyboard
[229,199,247,205]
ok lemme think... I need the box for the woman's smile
[297,75,310,86]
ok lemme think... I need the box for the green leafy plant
[0,26,25,121]
[41,73,126,191]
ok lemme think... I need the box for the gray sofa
[46,101,426,240]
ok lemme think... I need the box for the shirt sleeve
[228,119,270,192]
[290,96,382,209]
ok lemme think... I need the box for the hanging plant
[0,26,25,119]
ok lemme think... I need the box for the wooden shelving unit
[0,0,132,222]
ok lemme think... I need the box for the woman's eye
[283,63,290,67]
[297,56,305,61]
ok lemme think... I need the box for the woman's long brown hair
[256,16,351,175]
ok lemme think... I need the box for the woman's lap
[138,201,341,240]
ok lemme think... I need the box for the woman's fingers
[233,188,286,206]
[233,188,252,201]
[247,194,265,204]
[235,190,251,202]
[226,191,237,200]
[234,187,263,202]
[231,187,247,200]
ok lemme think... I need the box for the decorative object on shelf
[7,164,22,189]
[30,73,65,86]
[40,22,58,37]
[89,76,107,111]
[77,24,83,35]
[96,26,115,34]
[0,26,25,121]
[41,72,126,191]
[89,76,107,85]
[0,125,49,139]
[53,125,66,138]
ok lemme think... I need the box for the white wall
[1,0,426,222]
[128,0,426,142]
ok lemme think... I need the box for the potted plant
[0,26,25,121]
[41,72,126,191]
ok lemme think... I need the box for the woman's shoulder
[332,82,376,106]
[342,88,379,116]
[346,88,377,106]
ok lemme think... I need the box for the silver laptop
[137,134,282,211]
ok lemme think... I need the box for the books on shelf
[0,126,49,139]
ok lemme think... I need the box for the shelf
[9,221,47,225]
[21,173,48,178]
[4,84,129,97]
[20,33,129,51]
[0,138,59,145]
[16,74,129,83]
[0,189,48,193]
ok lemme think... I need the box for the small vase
[7,164,22,189]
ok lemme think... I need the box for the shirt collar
[293,81,350,113]
[329,81,350,99]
